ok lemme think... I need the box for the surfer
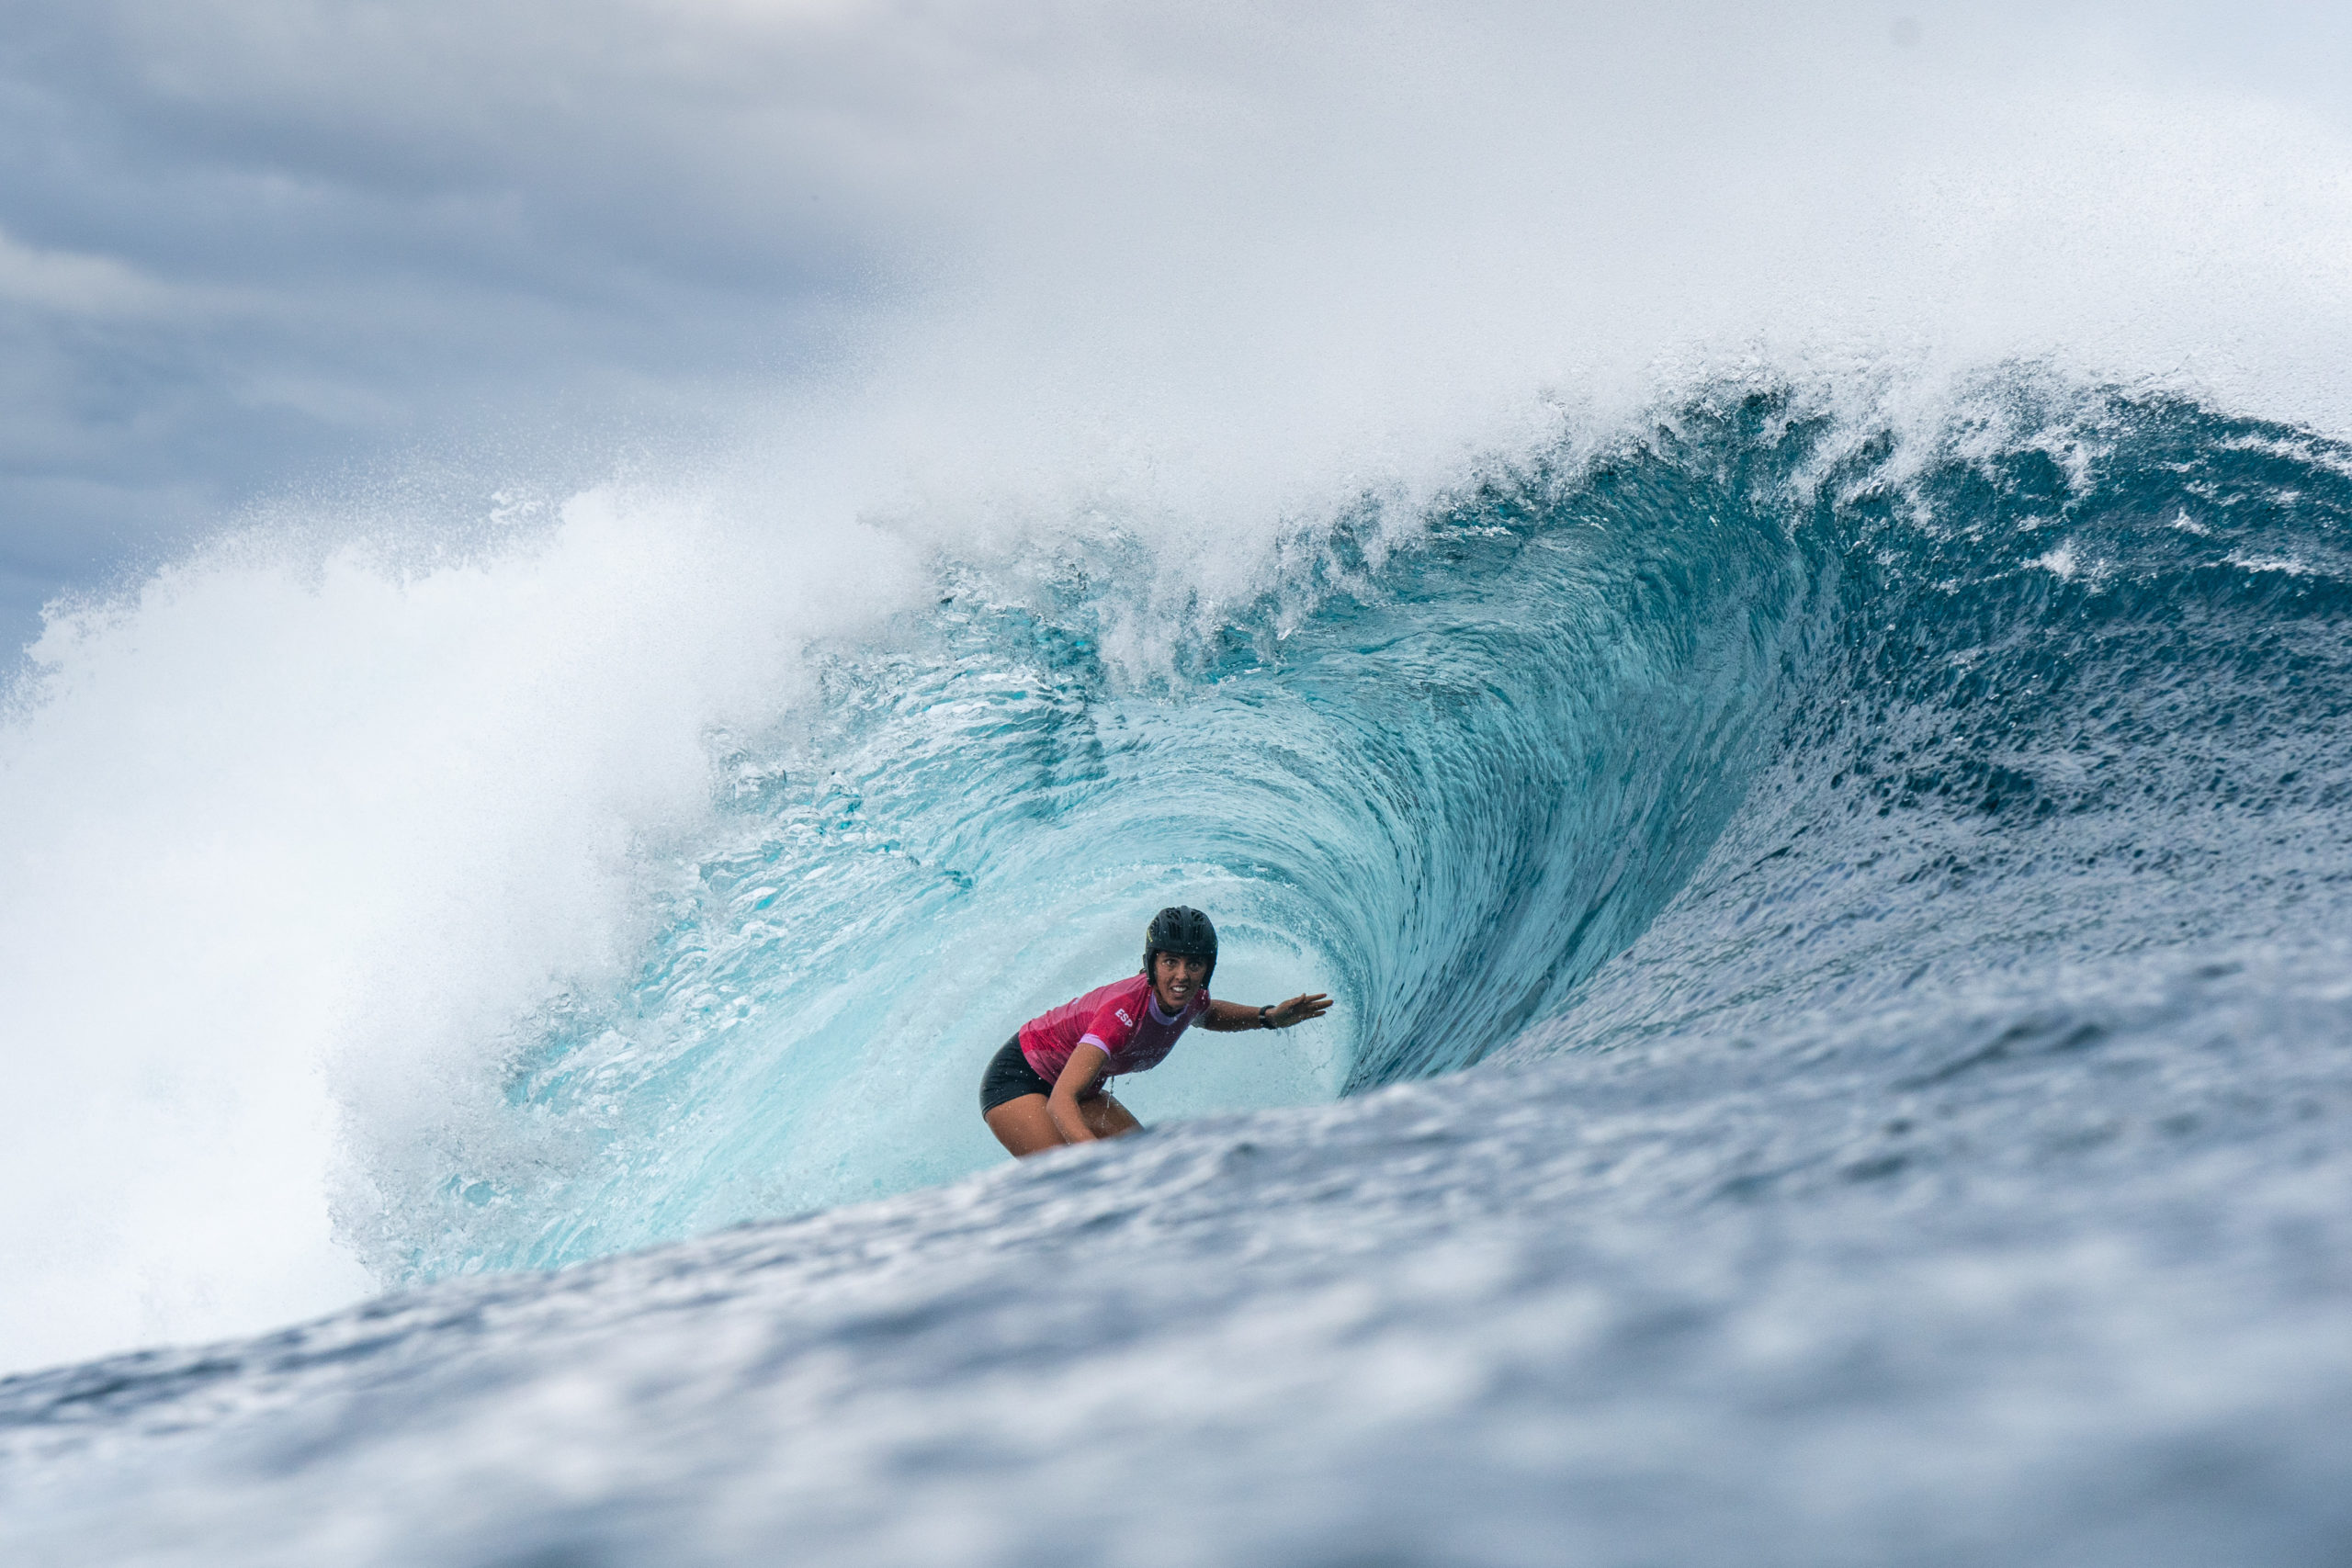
[980,906,1332,1156]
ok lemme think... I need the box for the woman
[980,906,1332,1156]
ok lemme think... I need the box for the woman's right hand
[1048,1043,1110,1142]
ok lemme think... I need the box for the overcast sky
[6,0,2352,659]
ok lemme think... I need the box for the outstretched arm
[1200,993,1333,1032]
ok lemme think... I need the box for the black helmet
[1142,905,1217,985]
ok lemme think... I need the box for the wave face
[8,379,2352,1564]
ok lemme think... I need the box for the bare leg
[1081,1094,1142,1139]
[984,1093,1143,1157]
[984,1094,1064,1157]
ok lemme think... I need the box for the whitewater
[6,4,2352,1562]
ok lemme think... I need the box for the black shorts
[978,1036,1102,1114]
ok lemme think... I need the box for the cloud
[3,0,2352,656]
[0,225,170,313]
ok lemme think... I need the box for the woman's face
[1152,952,1209,1010]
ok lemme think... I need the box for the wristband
[1260,1005,1275,1030]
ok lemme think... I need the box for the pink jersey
[1019,974,1211,1083]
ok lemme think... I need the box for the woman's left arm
[1199,993,1334,1032]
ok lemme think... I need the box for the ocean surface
[5,375,2351,1564]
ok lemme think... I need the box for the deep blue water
[6,378,2351,1565]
